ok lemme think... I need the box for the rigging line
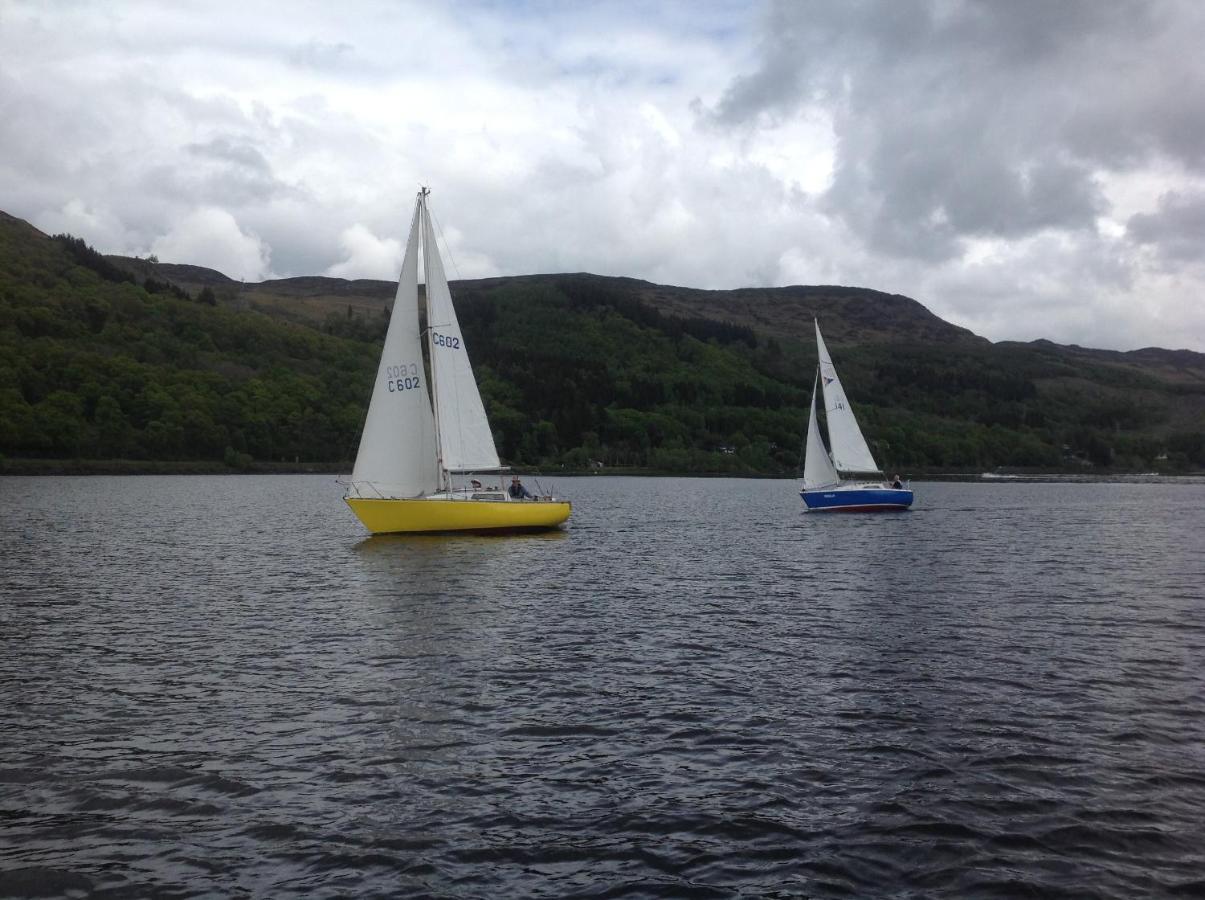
[428,208,464,284]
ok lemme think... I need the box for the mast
[418,187,449,492]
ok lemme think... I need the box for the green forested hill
[0,214,370,468]
[2,210,1203,473]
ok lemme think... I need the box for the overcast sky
[2,0,1203,351]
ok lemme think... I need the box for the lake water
[2,475,1204,897]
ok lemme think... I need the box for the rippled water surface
[2,475,1205,898]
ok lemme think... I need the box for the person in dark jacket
[509,475,533,499]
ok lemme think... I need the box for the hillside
[2,211,1203,474]
[155,264,980,347]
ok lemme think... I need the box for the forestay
[421,199,502,473]
[350,205,441,498]
[815,321,881,474]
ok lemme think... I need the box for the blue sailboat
[800,321,913,512]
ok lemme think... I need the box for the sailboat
[344,188,572,534]
[800,320,913,512]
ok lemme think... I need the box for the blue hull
[800,488,913,512]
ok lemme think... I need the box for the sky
[1,0,1203,352]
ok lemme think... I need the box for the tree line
[2,229,1202,473]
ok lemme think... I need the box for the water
[2,475,1204,898]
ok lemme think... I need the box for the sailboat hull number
[432,332,461,349]
[385,363,421,392]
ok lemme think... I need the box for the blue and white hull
[800,484,913,512]
[800,322,915,514]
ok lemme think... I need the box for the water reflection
[353,527,567,554]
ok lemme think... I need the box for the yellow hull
[346,497,571,534]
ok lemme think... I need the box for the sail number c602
[386,362,421,392]
[432,331,461,350]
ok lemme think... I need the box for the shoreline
[1,458,1201,481]
[0,458,346,476]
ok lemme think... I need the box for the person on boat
[891,474,903,489]
[508,475,533,500]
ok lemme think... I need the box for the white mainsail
[420,196,502,473]
[815,321,881,474]
[803,369,841,490]
[350,204,441,498]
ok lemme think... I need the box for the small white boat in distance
[800,321,913,512]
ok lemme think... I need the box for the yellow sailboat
[344,188,571,534]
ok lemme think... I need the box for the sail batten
[815,321,882,475]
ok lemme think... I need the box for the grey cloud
[823,109,1105,260]
[186,137,274,173]
[249,212,344,278]
[1128,191,1205,264]
[707,3,817,126]
[705,0,1203,261]
[0,68,113,191]
[140,135,298,207]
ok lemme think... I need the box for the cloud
[704,0,1199,262]
[1128,190,1205,266]
[694,0,1205,348]
[150,208,272,280]
[34,199,133,251]
[325,224,401,280]
[180,137,292,205]
[920,232,1140,347]
[288,40,354,71]
[1,0,1204,350]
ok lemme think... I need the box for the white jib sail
[350,203,441,498]
[803,370,841,490]
[421,198,502,473]
[815,321,881,475]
